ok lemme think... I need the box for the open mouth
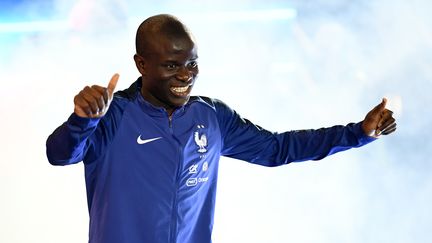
[170,85,192,97]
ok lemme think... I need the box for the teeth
[172,86,189,93]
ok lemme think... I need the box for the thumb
[107,73,119,95]
[373,97,387,114]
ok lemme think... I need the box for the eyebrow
[163,56,198,62]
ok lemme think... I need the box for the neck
[140,87,175,116]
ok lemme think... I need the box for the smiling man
[133,15,198,114]
[46,14,396,243]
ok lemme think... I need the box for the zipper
[168,115,173,129]
[170,186,179,243]
[168,112,183,243]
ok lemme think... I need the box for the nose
[176,66,193,83]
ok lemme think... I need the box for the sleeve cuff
[67,113,101,130]
[355,121,377,145]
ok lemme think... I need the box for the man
[46,14,396,243]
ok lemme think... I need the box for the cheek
[192,67,199,78]
[155,68,176,80]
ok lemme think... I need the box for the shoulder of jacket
[189,96,229,112]
[114,79,140,101]
[189,96,231,111]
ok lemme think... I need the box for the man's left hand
[362,98,397,138]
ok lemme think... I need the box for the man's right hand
[74,73,119,118]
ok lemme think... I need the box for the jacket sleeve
[46,114,101,166]
[214,99,376,167]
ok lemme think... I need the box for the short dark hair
[135,14,192,55]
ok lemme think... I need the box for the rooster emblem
[194,131,207,153]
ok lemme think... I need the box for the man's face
[135,34,199,114]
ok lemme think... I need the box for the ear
[133,54,146,75]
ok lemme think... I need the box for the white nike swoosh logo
[136,136,162,145]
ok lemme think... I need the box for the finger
[382,108,393,116]
[81,88,103,114]
[74,94,96,117]
[377,112,395,130]
[91,85,106,96]
[74,95,93,117]
[91,85,107,107]
[84,86,106,112]
[372,97,388,114]
[376,119,396,136]
[107,73,119,96]
[382,127,396,135]
[380,122,397,135]
[377,109,394,127]
[103,88,109,105]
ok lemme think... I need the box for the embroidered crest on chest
[194,125,207,153]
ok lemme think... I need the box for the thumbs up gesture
[73,73,119,118]
[362,98,397,138]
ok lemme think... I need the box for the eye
[164,63,178,71]
[188,61,198,68]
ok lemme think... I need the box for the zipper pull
[168,114,173,128]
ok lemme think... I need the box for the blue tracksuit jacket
[46,78,375,243]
